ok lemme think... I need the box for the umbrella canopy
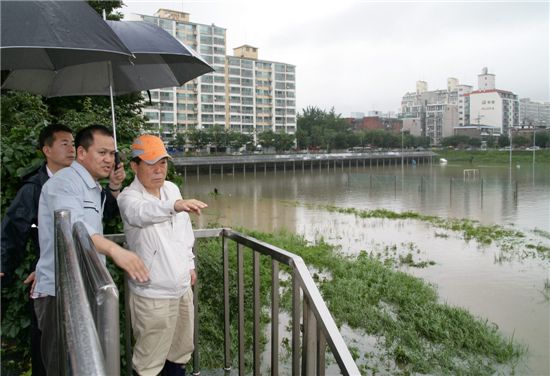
[0,0,133,71]
[1,21,214,97]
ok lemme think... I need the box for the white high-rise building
[468,68,519,134]
[126,9,296,141]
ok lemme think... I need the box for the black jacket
[1,163,119,285]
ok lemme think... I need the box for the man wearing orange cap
[118,134,207,376]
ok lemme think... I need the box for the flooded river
[181,161,550,375]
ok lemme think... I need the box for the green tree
[498,134,510,148]
[512,135,530,147]
[257,130,277,151]
[468,138,482,147]
[208,125,228,152]
[296,106,350,151]
[273,132,295,152]
[187,129,210,151]
[534,131,549,148]
[441,135,471,148]
[227,132,253,151]
[0,92,51,213]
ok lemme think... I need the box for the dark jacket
[1,163,119,285]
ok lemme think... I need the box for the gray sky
[121,1,549,117]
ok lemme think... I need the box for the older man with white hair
[118,134,207,376]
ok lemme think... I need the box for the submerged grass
[287,201,550,261]
[195,227,524,375]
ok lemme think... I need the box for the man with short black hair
[33,124,149,375]
[1,123,74,376]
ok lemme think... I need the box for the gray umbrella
[2,20,214,152]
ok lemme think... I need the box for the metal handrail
[221,229,360,376]
[54,210,107,375]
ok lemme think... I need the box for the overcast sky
[121,1,549,117]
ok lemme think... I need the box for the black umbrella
[1,0,133,71]
[2,20,214,153]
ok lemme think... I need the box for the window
[200,35,212,44]
[200,45,213,54]
[160,92,173,101]
[160,112,174,122]
[198,25,211,34]
[241,60,253,69]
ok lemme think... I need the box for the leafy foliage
[257,130,295,152]
[176,128,257,153]
[296,106,350,151]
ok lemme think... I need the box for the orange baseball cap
[131,134,172,164]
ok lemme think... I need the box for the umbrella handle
[115,151,121,170]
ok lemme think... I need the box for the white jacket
[117,177,195,298]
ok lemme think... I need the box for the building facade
[127,9,296,142]
[346,115,402,133]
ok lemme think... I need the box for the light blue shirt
[35,161,105,297]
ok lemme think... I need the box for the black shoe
[161,360,185,376]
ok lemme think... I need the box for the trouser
[34,296,58,376]
[129,288,194,376]
[29,297,47,376]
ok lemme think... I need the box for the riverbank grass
[235,229,524,375]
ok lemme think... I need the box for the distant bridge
[172,151,437,178]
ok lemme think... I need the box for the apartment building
[400,80,463,144]
[519,98,550,128]
[126,9,296,142]
[228,45,296,135]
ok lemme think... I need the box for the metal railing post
[271,260,280,376]
[237,243,245,376]
[291,262,301,375]
[223,232,232,371]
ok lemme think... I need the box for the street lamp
[508,127,512,182]
[533,124,537,167]
[401,125,404,167]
